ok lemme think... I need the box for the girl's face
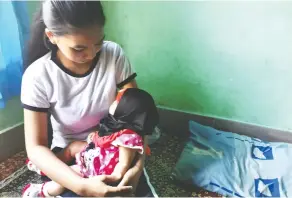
[46,25,104,64]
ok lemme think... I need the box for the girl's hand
[78,175,133,197]
[86,132,96,143]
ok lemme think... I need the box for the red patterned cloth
[76,129,147,177]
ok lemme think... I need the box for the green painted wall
[103,1,292,131]
[0,1,38,131]
[26,1,39,21]
[2,1,291,132]
[0,98,23,131]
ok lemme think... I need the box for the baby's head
[100,88,159,136]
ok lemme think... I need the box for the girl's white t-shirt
[21,41,136,149]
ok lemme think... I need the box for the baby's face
[109,89,126,115]
[109,100,118,115]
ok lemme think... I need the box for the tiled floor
[0,151,26,181]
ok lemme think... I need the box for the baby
[23,88,159,197]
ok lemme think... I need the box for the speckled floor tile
[0,151,26,181]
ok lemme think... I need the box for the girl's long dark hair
[24,0,105,70]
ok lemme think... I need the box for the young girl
[22,0,153,197]
[22,88,159,197]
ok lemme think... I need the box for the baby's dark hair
[24,0,105,70]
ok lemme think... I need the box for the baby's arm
[111,146,138,180]
[55,141,87,164]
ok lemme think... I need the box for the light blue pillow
[172,120,292,197]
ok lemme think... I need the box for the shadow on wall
[0,61,23,108]
[0,1,29,109]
